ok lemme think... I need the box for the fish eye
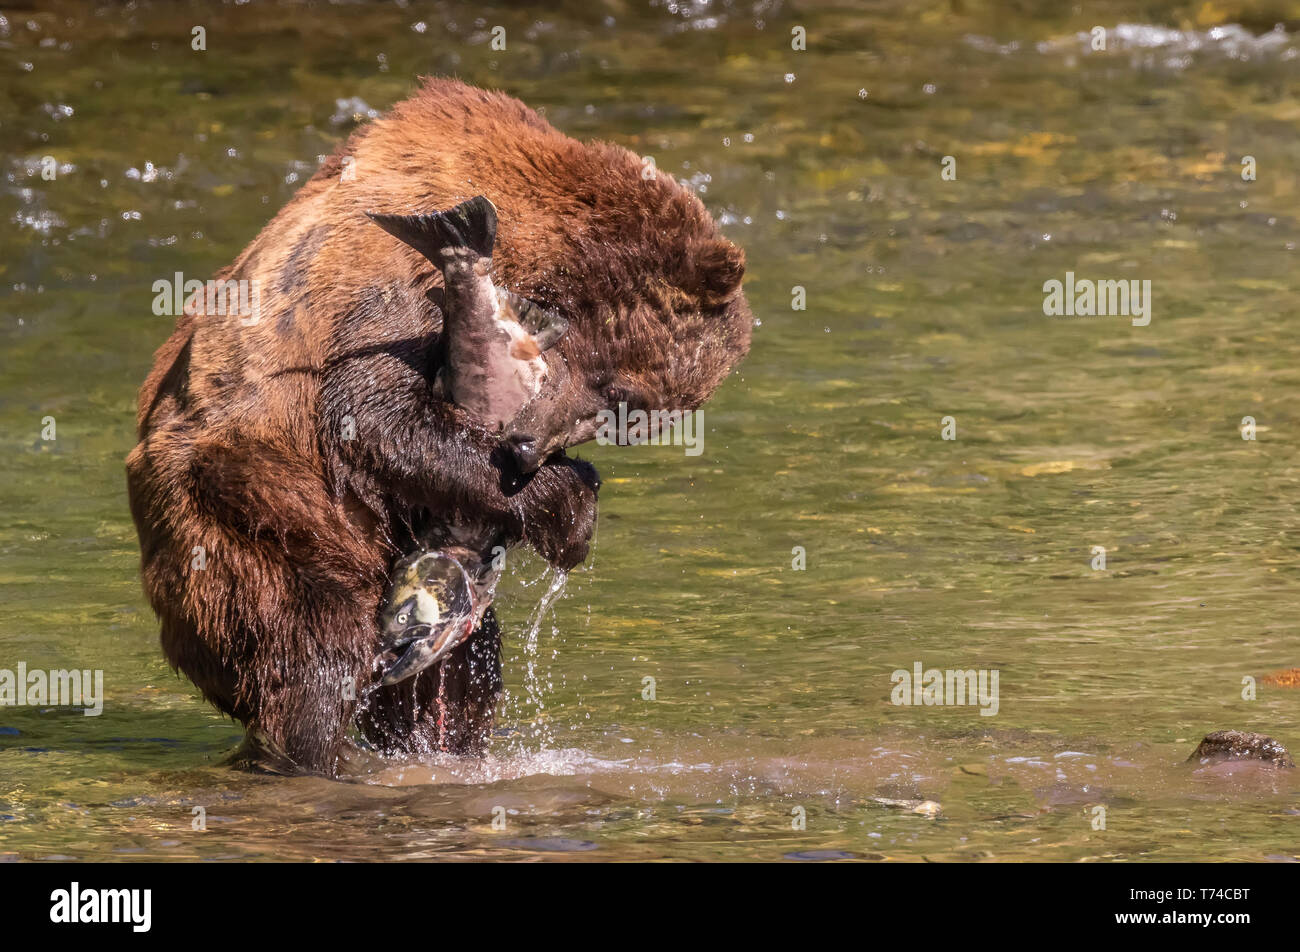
[396,612,408,624]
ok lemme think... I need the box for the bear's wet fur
[126,78,752,775]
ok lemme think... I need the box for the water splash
[507,567,569,749]
[368,745,631,786]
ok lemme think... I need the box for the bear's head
[497,162,752,471]
[360,79,753,472]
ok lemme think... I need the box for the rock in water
[870,796,943,816]
[1187,730,1294,768]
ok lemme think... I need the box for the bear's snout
[505,434,542,473]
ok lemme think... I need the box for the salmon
[366,196,568,433]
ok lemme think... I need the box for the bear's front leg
[321,348,598,757]
[244,665,362,774]
[321,346,601,570]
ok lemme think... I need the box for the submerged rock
[871,796,942,817]
[1187,730,1294,769]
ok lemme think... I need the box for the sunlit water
[1,1,1298,861]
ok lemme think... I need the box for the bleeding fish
[375,548,500,686]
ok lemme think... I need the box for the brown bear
[126,77,752,776]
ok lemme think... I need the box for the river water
[1,0,1298,861]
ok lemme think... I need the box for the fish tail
[365,195,498,268]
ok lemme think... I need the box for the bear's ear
[688,237,746,305]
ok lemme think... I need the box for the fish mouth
[375,551,506,688]
[379,615,477,686]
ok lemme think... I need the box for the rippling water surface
[1,0,1298,861]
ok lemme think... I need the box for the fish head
[377,552,473,649]
[378,591,436,647]
[376,549,483,686]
